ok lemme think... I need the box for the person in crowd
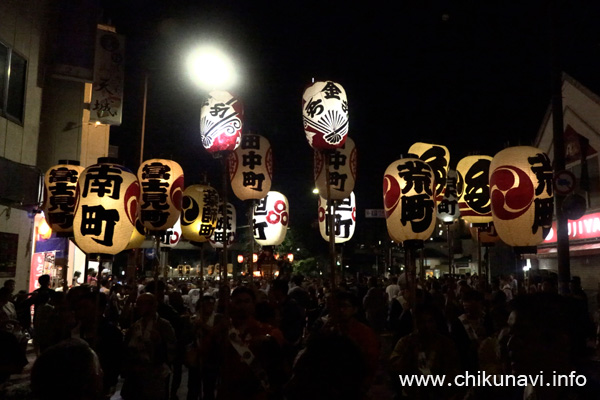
[390,303,461,399]
[30,338,103,400]
[121,293,176,400]
[288,275,310,310]
[186,295,223,400]
[363,276,388,333]
[71,291,124,399]
[385,276,401,301]
[210,286,284,400]
[507,292,600,399]
[450,289,493,372]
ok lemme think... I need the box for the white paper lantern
[138,159,184,232]
[408,142,450,201]
[253,191,289,246]
[181,184,219,243]
[200,90,243,153]
[302,80,349,150]
[456,156,493,224]
[318,192,356,243]
[314,137,357,200]
[383,158,436,243]
[228,134,272,200]
[73,160,140,256]
[489,146,554,247]
[210,202,236,248]
[42,161,85,234]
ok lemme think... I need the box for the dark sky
[104,0,600,234]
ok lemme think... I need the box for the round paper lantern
[456,156,493,224]
[437,169,460,223]
[138,159,184,232]
[383,158,436,242]
[318,192,356,243]
[314,137,357,200]
[210,202,236,248]
[180,184,219,243]
[228,134,272,200]
[73,159,140,256]
[408,142,450,201]
[42,160,85,235]
[125,218,146,250]
[489,146,554,247]
[200,90,243,153]
[253,191,289,246]
[302,80,349,150]
[161,219,182,248]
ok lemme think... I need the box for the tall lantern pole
[189,46,240,284]
[303,80,351,288]
[384,157,436,310]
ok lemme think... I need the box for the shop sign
[543,211,600,243]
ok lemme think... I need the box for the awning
[535,242,600,258]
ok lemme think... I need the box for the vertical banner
[90,27,125,125]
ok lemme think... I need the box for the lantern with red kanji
[42,160,85,235]
[210,202,236,248]
[253,191,289,246]
[383,158,436,242]
[228,134,272,200]
[456,155,493,225]
[200,90,243,153]
[138,159,184,232]
[314,137,356,200]
[408,142,450,201]
[302,80,349,150]
[73,159,140,256]
[318,192,356,243]
[489,146,554,247]
[181,184,219,243]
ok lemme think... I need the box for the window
[0,41,27,124]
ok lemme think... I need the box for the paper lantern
[42,160,85,234]
[408,142,450,201]
[489,146,554,247]
[210,202,236,248]
[200,90,243,153]
[302,80,349,150]
[456,156,493,224]
[437,170,460,223]
[314,137,357,200]
[253,191,289,246]
[228,134,272,200]
[161,219,182,248]
[318,192,356,243]
[138,159,184,232]
[180,184,219,243]
[125,218,146,250]
[73,160,140,256]
[383,158,436,242]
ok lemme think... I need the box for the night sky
[104,0,600,238]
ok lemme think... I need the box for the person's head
[144,279,167,299]
[3,279,15,294]
[270,279,289,302]
[330,291,360,322]
[31,339,103,400]
[290,275,304,287]
[229,286,256,321]
[136,293,158,318]
[414,303,442,337]
[74,291,107,322]
[367,276,378,288]
[461,289,484,318]
[196,295,216,315]
[506,293,577,375]
[38,274,51,288]
[389,276,398,285]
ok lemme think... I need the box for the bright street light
[186,46,237,90]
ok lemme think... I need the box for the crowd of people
[0,270,599,399]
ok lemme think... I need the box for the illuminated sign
[543,211,600,243]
